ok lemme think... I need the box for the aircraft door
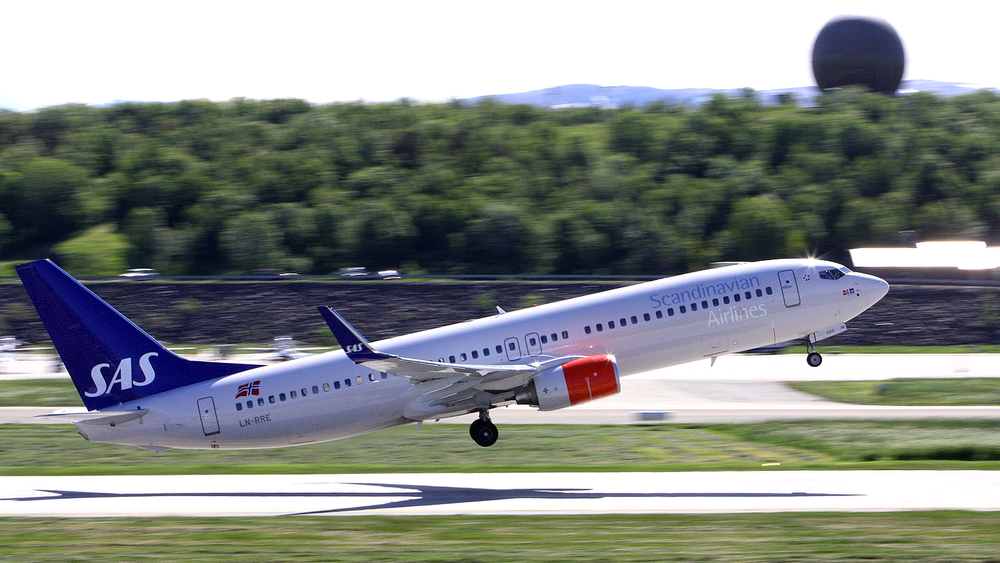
[525,332,542,357]
[504,337,522,361]
[197,397,221,436]
[778,269,801,307]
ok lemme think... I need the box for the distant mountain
[462,80,999,108]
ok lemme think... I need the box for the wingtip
[317,306,389,364]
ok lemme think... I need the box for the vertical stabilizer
[16,260,260,410]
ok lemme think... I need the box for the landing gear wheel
[470,420,499,447]
[470,412,499,447]
[807,352,822,367]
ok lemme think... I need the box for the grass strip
[2,421,1000,475]
[790,378,1000,406]
[1,513,999,562]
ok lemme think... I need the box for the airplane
[15,257,888,450]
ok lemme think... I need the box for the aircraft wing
[317,307,573,384]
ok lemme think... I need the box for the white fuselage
[76,259,888,450]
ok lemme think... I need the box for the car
[119,268,159,280]
[338,267,370,278]
[377,270,401,280]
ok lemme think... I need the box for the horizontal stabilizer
[35,408,148,425]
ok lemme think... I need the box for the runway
[1,471,997,516]
[2,354,999,518]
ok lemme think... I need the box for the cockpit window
[839,266,852,274]
[819,268,845,280]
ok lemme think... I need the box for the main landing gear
[806,341,823,367]
[470,410,499,447]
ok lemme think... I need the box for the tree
[219,211,287,272]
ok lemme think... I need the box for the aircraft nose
[860,273,890,306]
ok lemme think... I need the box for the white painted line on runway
[1,471,997,517]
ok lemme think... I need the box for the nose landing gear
[806,341,822,367]
[469,410,499,447]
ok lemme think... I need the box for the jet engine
[515,354,620,411]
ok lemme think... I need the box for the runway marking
[5,483,855,516]
[2,471,997,517]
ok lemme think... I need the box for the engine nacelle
[515,354,620,411]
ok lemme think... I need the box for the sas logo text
[345,344,365,354]
[86,352,158,397]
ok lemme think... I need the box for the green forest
[1,88,999,276]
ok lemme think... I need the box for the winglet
[317,307,393,364]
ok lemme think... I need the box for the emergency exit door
[197,397,220,436]
[778,269,801,307]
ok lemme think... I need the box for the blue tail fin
[17,260,260,411]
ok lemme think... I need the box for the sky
[2,0,998,111]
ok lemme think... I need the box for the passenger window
[279,393,286,401]
[712,298,719,307]
[585,326,592,334]
[460,353,467,361]
[509,342,516,351]
[723,296,730,304]
[290,391,297,399]
[381,372,388,379]
[644,313,651,321]
[551,333,558,341]
[356,376,363,385]
[236,403,243,411]
[269,395,275,404]
[301,388,308,397]
[449,356,456,363]
[257,397,264,406]
[323,383,330,392]
[562,331,569,339]
[702,301,708,309]
[766,286,773,295]
[368,373,377,382]
[608,321,615,329]
[246,400,253,409]
[691,303,697,311]
[620,318,627,326]
[734,293,741,302]
[745,291,752,300]
[540,335,547,344]
[472,350,479,359]
[345,379,351,387]
[334,381,341,390]
[596,323,603,332]
[312,385,319,394]
[631,316,638,324]
[528,337,536,346]
[483,348,490,357]
[496,345,503,354]
[756,289,763,297]
[680,305,687,314]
